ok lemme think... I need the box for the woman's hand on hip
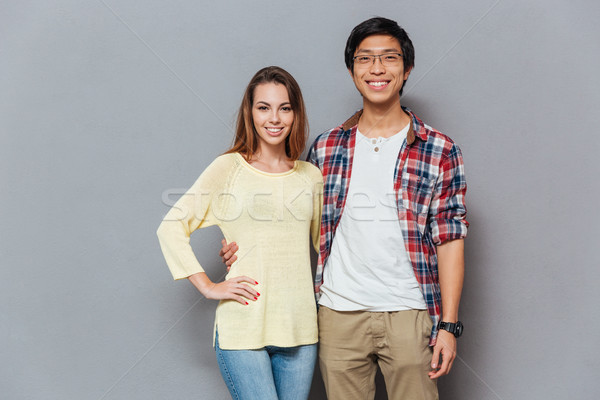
[188,272,259,305]
[203,276,260,305]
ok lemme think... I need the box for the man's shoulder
[310,110,361,149]
[413,121,464,174]
[311,125,347,148]
[410,110,460,154]
[422,123,456,146]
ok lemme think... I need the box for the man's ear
[403,66,413,81]
[348,68,354,77]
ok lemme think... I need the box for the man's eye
[358,56,371,62]
[384,55,399,61]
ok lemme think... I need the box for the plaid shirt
[307,107,468,343]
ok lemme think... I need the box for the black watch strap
[438,321,463,338]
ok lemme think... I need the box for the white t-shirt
[319,124,427,311]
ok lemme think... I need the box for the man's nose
[370,56,385,73]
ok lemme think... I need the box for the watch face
[455,321,463,337]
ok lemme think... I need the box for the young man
[222,17,468,399]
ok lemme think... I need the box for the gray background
[1,0,599,399]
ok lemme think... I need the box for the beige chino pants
[318,306,438,400]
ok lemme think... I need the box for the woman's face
[251,82,294,154]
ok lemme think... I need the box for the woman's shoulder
[204,153,240,173]
[191,153,241,188]
[295,160,323,183]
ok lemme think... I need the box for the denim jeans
[215,331,317,400]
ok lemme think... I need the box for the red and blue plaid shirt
[307,107,468,343]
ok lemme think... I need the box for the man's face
[349,34,412,108]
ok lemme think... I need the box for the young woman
[157,66,322,400]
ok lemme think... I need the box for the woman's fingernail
[254,297,257,300]
[257,292,260,296]
[245,302,248,305]
[255,281,258,285]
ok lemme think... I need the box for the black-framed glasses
[353,53,403,67]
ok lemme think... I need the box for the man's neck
[358,100,410,138]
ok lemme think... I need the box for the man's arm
[426,139,468,379]
[429,238,464,379]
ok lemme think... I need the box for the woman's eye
[257,106,268,111]
[281,107,292,112]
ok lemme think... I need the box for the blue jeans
[215,331,317,400]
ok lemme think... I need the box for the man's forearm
[436,238,465,322]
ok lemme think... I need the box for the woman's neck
[248,145,294,173]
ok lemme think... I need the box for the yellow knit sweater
[157,153,323,349]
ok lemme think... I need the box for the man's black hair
[344,17,415,95]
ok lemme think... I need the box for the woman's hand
[188,272,259,305]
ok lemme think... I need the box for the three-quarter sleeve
[157,158,225,280]
[428,143,469,245]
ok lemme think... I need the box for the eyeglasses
[352,53,403,67]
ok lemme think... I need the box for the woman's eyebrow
[255,101,291,106]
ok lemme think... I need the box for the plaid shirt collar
[340,108,429,144]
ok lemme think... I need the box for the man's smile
[366,80,391,89]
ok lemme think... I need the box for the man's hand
[219,239,238,272]
[428,329,457,379]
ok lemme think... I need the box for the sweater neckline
[235,153,298,177]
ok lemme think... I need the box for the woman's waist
[216,295,317,322]
[227,257,312,278]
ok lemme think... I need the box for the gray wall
[2,1,599,399]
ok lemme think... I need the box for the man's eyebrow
[355,48,401,54]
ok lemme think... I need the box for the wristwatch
[438,321,463,338]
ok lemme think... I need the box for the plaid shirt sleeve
[428,142,468,244]
[307,130,332,170]
[307,141,320,169]
[305,131,331,293]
